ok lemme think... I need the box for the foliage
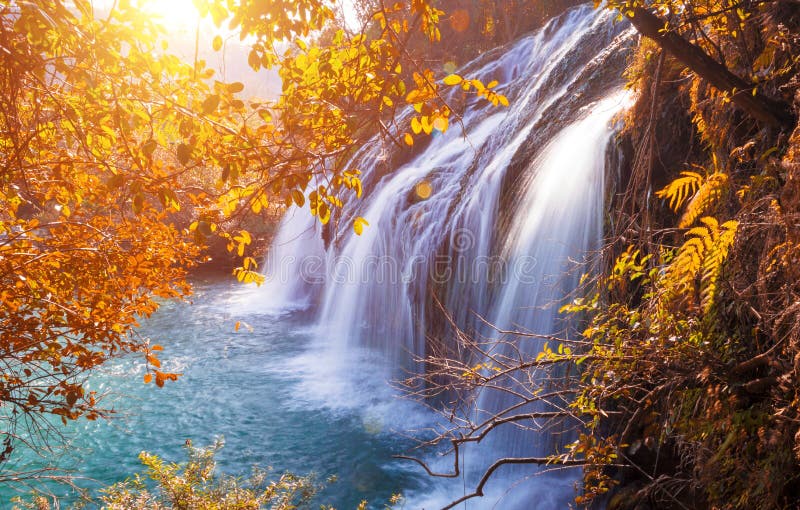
[12,440,322,510]
[3,0,798,507]
[102,440,320,510]
[0,0,513,485]
[0,0,209,462]
[559,0,800,497]
[655,166,730,227]
[664,216,738,311]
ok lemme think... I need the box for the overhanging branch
[625,7,794,129]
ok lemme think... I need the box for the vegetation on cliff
[567,0,800,507]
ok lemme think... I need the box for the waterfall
[258,4,634,507]
[260,206,326,313]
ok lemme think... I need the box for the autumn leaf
[176,143,192,165]
[443,74,463,85]
[201,94,221,115]
[354,216,370,235]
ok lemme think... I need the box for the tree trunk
[626,7,795,130]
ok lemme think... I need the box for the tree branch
[625,7,795,129]
[440,456,584,510]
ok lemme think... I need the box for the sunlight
[335,0,361,31]
[134,0,362,39]
[139,0,202,31]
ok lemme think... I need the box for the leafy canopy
[0,0,508,472]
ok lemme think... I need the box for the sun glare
[137,0,361,33]
[139,0,203,32]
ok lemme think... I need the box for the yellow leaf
[212,35,222,51]
[404,133,414,146]
[354,216,369,235]
[411,117,422,134]
[317,202,331,224]
[443,74,462,86]
[421,116,433,135]
[236,230,252,245]
[235,321,241,332]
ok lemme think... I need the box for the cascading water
[258,4,634,507]
[459,93,630,508]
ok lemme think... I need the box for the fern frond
[699,216,720,231]
[661,217,737,311]
[656,171,703,212]
[667,236,707,296]
[679,173,729,228]
[699,219,738,312]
